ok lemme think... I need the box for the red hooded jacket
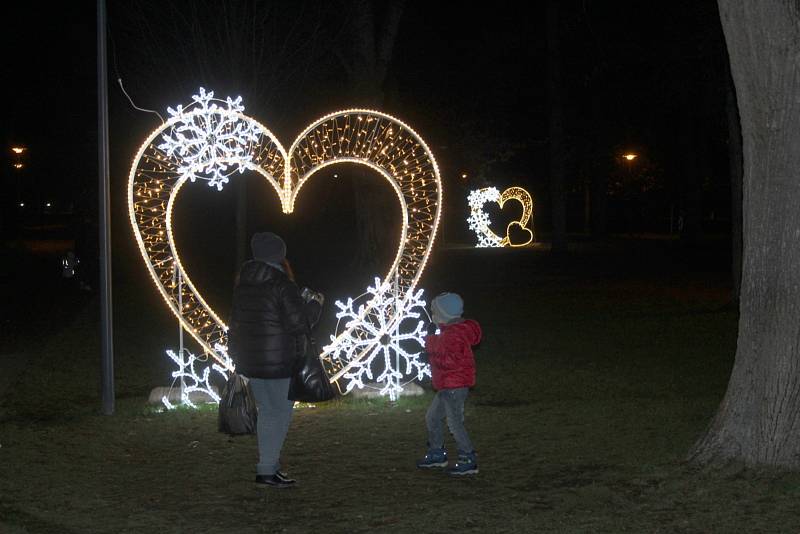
[424,319,482,390]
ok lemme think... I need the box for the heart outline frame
[128,96,442,380]
[467,186,534,247]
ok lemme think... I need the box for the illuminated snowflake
[322,277,430,401]
[467,187,504,247]
[158,87,261,191]
[161,343,233,409]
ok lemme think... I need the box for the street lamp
[622,153,637,161]
[10,145,27,206]
[11,146,26,170]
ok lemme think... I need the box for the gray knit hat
[431,292,464,322]
[250,232,286,263]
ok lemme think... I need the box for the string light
[161,343,232,409]
[127,90,443,396]
[322,277,430,401]
[467,186,534,248]
[158,87,262,191]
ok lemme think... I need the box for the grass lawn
[1,239,799,533]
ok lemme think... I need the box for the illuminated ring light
[467,186,534,248]
[128,93,442,385]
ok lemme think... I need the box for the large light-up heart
[128,90,442,381]
[467,186,534,247]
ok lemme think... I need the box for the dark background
[1,0,732,312]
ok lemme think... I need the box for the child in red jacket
[416,292,482,475]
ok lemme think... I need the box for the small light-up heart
[467,186,534,248]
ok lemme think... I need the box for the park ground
[1,236,800,533]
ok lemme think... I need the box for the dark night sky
[2,1,730,295]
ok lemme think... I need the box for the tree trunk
[726,66,743,302]
[344,0,405,270]
[546,0,568,254]
[591,170,608,238]
[583,181,591,234]
[690,0,800,468]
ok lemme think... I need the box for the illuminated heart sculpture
[128,89,442,384]
[467,186,534,247]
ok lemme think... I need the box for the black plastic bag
[218,373,257,435]
[288,336,337,403]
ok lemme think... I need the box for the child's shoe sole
[447,467,479,476]
[416,461,448,468]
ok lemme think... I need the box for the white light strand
[161,344,232,409]
[158,88,261,191]
[467,186,534,248]
[322,277,430,401]
[467,187,504,247]
[128,90,443,398]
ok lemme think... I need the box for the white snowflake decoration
[467,187,504,247]
[158,87,261,191]
[161,343,233,409]
[322,277,430,401]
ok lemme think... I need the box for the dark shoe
[255,471,296,488]
[416,447,448,468]
[447,451,478,476]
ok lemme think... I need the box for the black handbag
[218,373,258,435]
[288,334,337,403]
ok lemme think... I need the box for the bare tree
[725,64,743,301]
[690,0,800,468]
[111,1,326,269]
[336,0,406,269]
[546,0,568,254]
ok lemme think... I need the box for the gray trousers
[426,387,474,454]
[249,377,293,475]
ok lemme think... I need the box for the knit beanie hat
[250,232,286,263]
[431,292,464,322]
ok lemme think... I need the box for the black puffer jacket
[228,261,318,379]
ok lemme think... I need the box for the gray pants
[249,377,293,475]
[426,387,474,453]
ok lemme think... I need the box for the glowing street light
[11,146,27,170]
[461,173,468,179]
[623,153,637,161]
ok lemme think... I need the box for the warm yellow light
[11,147,25,154]
[128,106,442,381]
[13,163,23,169]
[468,186,534,247]
[461,173,467,179]
[623,153,637,161]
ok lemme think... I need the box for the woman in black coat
[228,232,320,488]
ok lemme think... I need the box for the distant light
[13,163,23,169]
[623,153,637,161]
[333,173,339,178]
[11,146,25,155]
[19,202,24,207]
[467,186,534,248]
[46,202,51,207]
[461,173,468,179]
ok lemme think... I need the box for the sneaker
[416,447,448,468]
[255,471,296,488]
[447,452,478,476]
